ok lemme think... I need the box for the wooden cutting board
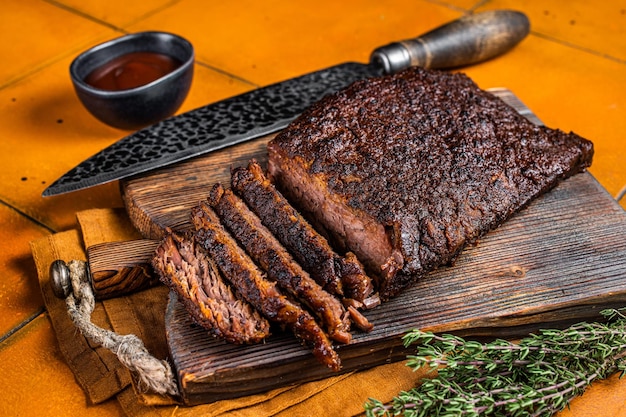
[120,90,626,405]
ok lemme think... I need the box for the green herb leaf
[364,308,626,417]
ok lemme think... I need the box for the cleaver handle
[371,10,530,74]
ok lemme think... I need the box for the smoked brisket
[191,201,342,371]
[152,232,270,344]
[267,66,594,299]
[207,183,353,344]
[231,160,375,304]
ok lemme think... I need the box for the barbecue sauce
[84,51,182,91]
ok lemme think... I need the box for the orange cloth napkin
[30,208,425,416]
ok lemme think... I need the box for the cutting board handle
[371,10,530,73]
[50,240,160,300]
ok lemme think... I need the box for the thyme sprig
[364,308,626,417]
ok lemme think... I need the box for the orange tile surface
[0,204,48,337]
[0,315,124,416]
[1,0,626,416]
[0,0,110,89]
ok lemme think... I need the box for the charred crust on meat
[207,182,353,344]
[267,66,594,300]
[233,160,371,299]
[191,201,342,371]
[231,161,342,296]
[155,66,594,371]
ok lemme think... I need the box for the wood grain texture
[119,91,626,405]
[87,240,160,299]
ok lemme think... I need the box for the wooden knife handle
[371,10,530,73]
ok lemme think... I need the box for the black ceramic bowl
[70,31,194,130]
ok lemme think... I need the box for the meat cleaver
[43,10,529,197]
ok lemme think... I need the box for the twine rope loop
[64,260,179,396]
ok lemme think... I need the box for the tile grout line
[616,185,626,203]
[43,0,125,32]
[0,198,54,345]
[195,61,260,88]
[0,48,82,91]
[120,0,183,28]
[0,307,47,345]
[468,0,491,11]
[420,0,519,15]
[531,31,626,66]
[421,0,472,13]
[0,199,56,234]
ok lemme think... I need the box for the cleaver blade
[43,10,529,196]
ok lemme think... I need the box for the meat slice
[230,160,375,303]
[152,232,270,344]
[207,183,352,344]
[267,66,594,299]
[191,202,341,371]
[339,252,377,307]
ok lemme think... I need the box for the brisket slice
[267,66,594,299]
[231,160,375,304]
[339,252,377,309]
[191,202,341,371]
[207,183,353,343]
[152,232,270,344]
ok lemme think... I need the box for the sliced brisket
[191,201,341,371]
[267,66,594,299]
[152,232,270,344]
[339,252,377,307]
[207,183,352,344]
[230,160,375,303]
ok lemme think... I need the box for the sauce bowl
[70,31,194,130]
